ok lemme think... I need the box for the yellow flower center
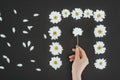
[98,30,102,34]
[53,31,57,35]
[64,12,67,15]
[54,16,58,20]
[97,46,102,50]
[86,12,89,15]
[75,12,79,16]
[97,14,101,18]
[99,62,103,65]
[54,46,58,51]
[54,61,58,65]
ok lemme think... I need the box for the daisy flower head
[49,11,62,24]
[49,56,62,70]
[73,27,83,37]
[49,42,63,55]
[94,58,107,70]
[48,26,61,40]
[71,8,83,20]
[61,9,70,18]
[93,10,106,22]
[94,24,107,38]
[93,41,106,54]
[83,9,93,18]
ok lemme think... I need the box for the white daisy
[94,24,107,38]
[93,10,105,22]
[48,26,61,40]
[93,41,106,54]
[73,27,83,37]
[49,42,63,55]
[61,9,70,18]
[83,9,93,18]
[49,56,62,70]
[94,58,107,70]
[71,8,83,20]
[49,11,62,24]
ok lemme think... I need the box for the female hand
[69,46,89,80]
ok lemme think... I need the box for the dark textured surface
[0,0,119,80]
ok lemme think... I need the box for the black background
[0,0,120,80]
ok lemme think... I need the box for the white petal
[7,42,11,47]
[0,66,5,69]
[23,19,29,22]
[17,63,23,67]
[36,68,41,71]
[30,46,34,51]
[0,17,2,21]
[13,9,17,14]
[22,30,28,34]
[22,42,26,48]
[30,60,36,63]
[27,26,33,31]
[27,41,31,47]
[33,13,40,17]
[3,55,10,63]
[12,27,16,33]
[0,34,6,38]
[43,34,47,39]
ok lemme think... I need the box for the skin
[69,46,89,80]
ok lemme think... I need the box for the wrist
[72,72,82,80]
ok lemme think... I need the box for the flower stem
[77,35,79,46]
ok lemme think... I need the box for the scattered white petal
[94,24,107,38]
[13,9,17,14]
[48,26,61,40]
[3,55,10,63]
[36,68,41,71]
[49,56,62,70]
[17,63,23,67]
[27,41,31,47]
[43,34,47,39]
[0,66,4,69]
[7,42,11,47]
[30,46,34,51]
[33,13,40,17]
[94,58,107,70]
[0,17,2,22]
[49,42,63,55]
[30,60,36,63]
[27,26,34,31]
[12,27,16,33]
[22,30,29,34]
[22,42,26,48]
[23,19,29,22]
[93,41,106,54]
[71,8,83,20]
[73,27,83,37]
[0,34,6,38]
[49,11,62,24]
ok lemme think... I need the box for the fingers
[77,46,88,59]
[69,55,75,62]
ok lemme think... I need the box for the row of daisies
[49,8,105,24]
[48,8,107,70]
